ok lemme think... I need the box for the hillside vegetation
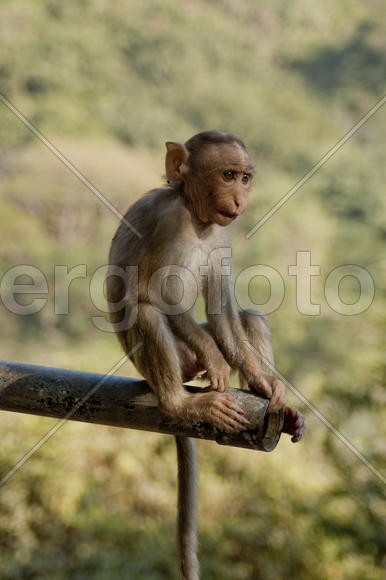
[0,1,385,578]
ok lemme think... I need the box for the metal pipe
[0,360,283,451]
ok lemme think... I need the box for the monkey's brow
[205,164,255,175]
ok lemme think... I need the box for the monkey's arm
[207,305,286,410]
[207,306,258,375]
[203,269,286,410]
[201,270,259,375]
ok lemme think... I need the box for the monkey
[106,131,305,580]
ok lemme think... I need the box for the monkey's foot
[282,406,305,443]
[187,392,250,433]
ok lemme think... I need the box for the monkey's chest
[181,241,230,292]
[178,243,210,288]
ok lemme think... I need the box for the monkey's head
[165,131,254,227]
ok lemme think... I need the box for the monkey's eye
[223,170,235,181]
[242,173,251,183]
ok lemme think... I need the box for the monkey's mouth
[218,210,238,219]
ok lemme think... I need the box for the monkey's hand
[205,353,231,393]
[248,375,287,413]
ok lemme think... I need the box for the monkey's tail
[175,435,200,580]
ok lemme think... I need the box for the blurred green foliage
[0,0,385,578]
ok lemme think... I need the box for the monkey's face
[189,143,254,227]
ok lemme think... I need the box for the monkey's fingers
[223,412,250,430]
[223,406,250,429]
[222,396,247,416]
[209,375,229,393]
[217,378,228,393]
[214,409,250,432]
[210,377,221,391]
[209,379,218,391]
[210,396,250,431]
[224,394,236,401]
[248,376,273,399]
[267,379,287,413]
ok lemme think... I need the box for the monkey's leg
[239,309,305,442]
[125,303,249,432]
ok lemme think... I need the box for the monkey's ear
[165,142,190,182]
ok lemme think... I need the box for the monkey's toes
[211,398,250,432]
[291,418,306,442]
